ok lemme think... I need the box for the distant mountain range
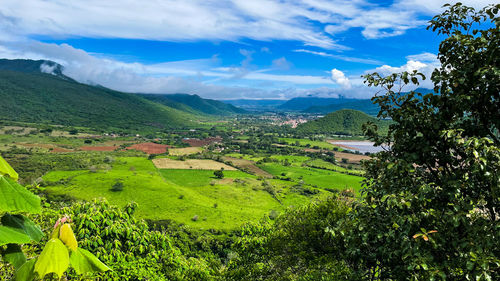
[224,88,434,115]
[0,59,246,131]
[222,99,286,111]
[278,97,360,111]
[296,109,390,135]
[303,99,380,115]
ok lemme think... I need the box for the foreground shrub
[225,197,353,280]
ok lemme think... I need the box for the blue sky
[0,0,493,99]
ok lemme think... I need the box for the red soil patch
[50,147,74,153]
[125,142,168,154]
[80,146,117,152]
[182,137,223,147]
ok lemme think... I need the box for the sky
[0,0,494,99]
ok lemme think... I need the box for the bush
[110,180,124,192]
[268,210,279,220]
[213,169,224,179]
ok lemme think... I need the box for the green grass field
[258,162,364,192]
[43,157,321,230]
[278,137,340,150]
[305,159,365,176]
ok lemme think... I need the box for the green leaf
[34,238,70,279]
[0,156,19,181]
[59,223,78,251]
[15,258,36,281]
[0,175,41,214]
[1,214,44,242]
[2,244,27,269]
[0,225,31,246]
[70,248,110,274]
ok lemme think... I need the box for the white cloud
[366,52,440,89]
[0,0,490,51]
[331,69,351,89]
[294,49,382,65]
[271,57,292,70]
[0,40,339,98]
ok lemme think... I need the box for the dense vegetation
[0,67,197,131]
[296,109,390,135]
[140,94,247,116]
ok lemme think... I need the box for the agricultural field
[168,147,203,156]
[221,156,272,178]
[305,158,364,176]
[42,156,321,230]
[258,162,364,192]
[278,137,339,150]
[152,158,236,170]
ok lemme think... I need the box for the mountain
[277,97,360,111]
[303,99,380,116]
[0,59,66,77]
[222,99,286,111]
[296,109,389,135]
[140,94,247,116]
[0,59,195,131]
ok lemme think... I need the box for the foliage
[347,3,500,280]
[0,156,108,280]
[214,169,224,179]
[49,199,217,280]
[225,197,353,280]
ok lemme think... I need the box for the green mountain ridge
[140,93,247,116]
[0,59,196,131]
[296,109,389,135]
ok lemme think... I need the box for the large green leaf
[0,156,18,181]
[2,244,27,269]
[70,248,110,275]
[34,238,69,279]
[59,223,78,251]
[1,214,44,242]
[0,175,41,213]
[0,225,31,246]
[15,258,36,281]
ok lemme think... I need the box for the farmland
[168,146,203,156]
[42,156,324,230]
[152,158,236,170]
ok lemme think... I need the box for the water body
[329,141,388,154]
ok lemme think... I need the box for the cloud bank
[0,0,488,49]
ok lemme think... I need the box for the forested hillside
[140,93,247,115]
[296,109,389,135]
[0,61,196,131]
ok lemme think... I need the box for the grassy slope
[278,137,341,150]
[258,163,363,191]
[43,157,320,230]
[0,69,196,131]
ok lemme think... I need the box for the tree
[214,168,224,179]
[347,3,499,280]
